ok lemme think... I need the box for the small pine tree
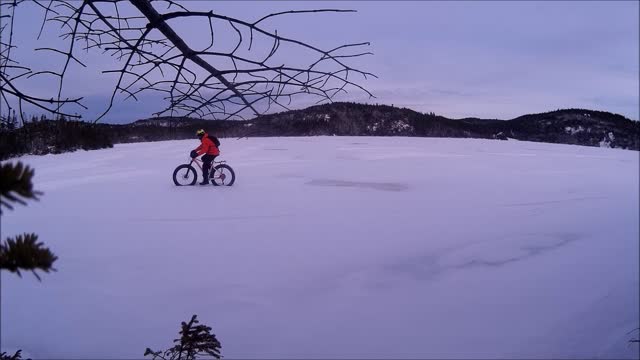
[144,315,222,360]
[7,110,17,130]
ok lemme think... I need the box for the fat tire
[173,164,198,186]
[211,164,236,186]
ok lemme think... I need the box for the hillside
[127,103,640,149]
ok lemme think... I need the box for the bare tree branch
[1,0,374,122]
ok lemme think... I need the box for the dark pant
[201,154,217,180]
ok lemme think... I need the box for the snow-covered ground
[2,136,639,359]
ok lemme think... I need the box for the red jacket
[194,133,220,156]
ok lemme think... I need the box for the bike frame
[189,157,226,174]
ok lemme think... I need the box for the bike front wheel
[211,164,236,186]
[173,164,198,186]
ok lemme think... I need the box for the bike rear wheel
[173,164,197,186]
[211,164,235,186]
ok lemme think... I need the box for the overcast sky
[4,1,639,123]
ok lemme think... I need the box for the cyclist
[191,129,220,185]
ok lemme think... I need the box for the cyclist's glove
[190,150,198,158]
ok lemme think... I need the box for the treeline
[1,102,638,160]
[1,119,113,160]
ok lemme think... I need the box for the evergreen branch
[0,233,58,281]
[0,162,42,214]
[0,349,26,360]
